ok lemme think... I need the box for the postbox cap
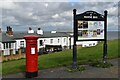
[24,35,39,40]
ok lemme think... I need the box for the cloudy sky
[0,0,119,31]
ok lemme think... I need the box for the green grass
[2,39,119,75]
[90,61,113,68]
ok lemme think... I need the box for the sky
[0,0,119,31]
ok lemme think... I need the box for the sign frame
[75,10,107,41]
[72,9,108,68]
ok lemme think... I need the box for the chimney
[37,28,43,35]
[6,26,13,36]
[7,26,9,31]
[28,27,34,33]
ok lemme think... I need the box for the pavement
[2,58,119,79]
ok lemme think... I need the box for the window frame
[58,39,60,43]
[20,41,24,47]
[64,38,66,43]
[50,39,53,44]
[39,40,43,46]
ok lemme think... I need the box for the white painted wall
[0,42,3,50]
[15,36,98,51]
[15,39,26,50]
[37,37,68,50]
[1,35,98,56]
[0,42,16,55]
[15,37,69,52]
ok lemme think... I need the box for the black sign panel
[76,11,104,21]
[74,10,107,41]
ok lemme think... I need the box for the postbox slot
[30,44,36,45]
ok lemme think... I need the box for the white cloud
[52,14,60,19]
[0,0,69,2]
[107,6,118,16]
[44,3,48,7]
[60,10,72,17]
[0,0,119,3]
[0,1,20,9]
[32,15,39,20]
[2,16,20,25]
[28,12,33,16]
[78,0,119,2]
[1,2,118,31]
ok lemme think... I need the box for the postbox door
[26,43,38,72]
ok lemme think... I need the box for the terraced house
[0,26,98,56]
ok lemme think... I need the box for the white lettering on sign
[84,16,98,19]
[31,48,35,54]
[93,16,98,18]
[84,16,92,18]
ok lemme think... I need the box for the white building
[0,27,16,56]
[0,27,98,55]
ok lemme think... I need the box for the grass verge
[89,61,113,68]
[2,39,119,75]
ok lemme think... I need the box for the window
[39,40,43,46]
[20,41,24,47]
[84,45,87,47]
[50,39,53,44]
[3,43,12,49]
[89,44,92,46]
[44,39,46,42]
[93,43,95,46]
[3,43,5,49]
[6,43,8,48]
[9,43,11,48]
[64,38,66,43]
[58,39,60,43]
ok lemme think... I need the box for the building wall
[15,37,98,51]
[0,42,3,50]
[0,42,16,55]
[37,37,68,50]
[1,35,98,56]
[15,37,69,52]
[15,39,26,50]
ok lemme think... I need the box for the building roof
[13,31,69,39]
[0,31,71,43]
[0,33,15,43]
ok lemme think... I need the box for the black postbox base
[26,71,38,78]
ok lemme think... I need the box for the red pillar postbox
[24,35,39,78]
